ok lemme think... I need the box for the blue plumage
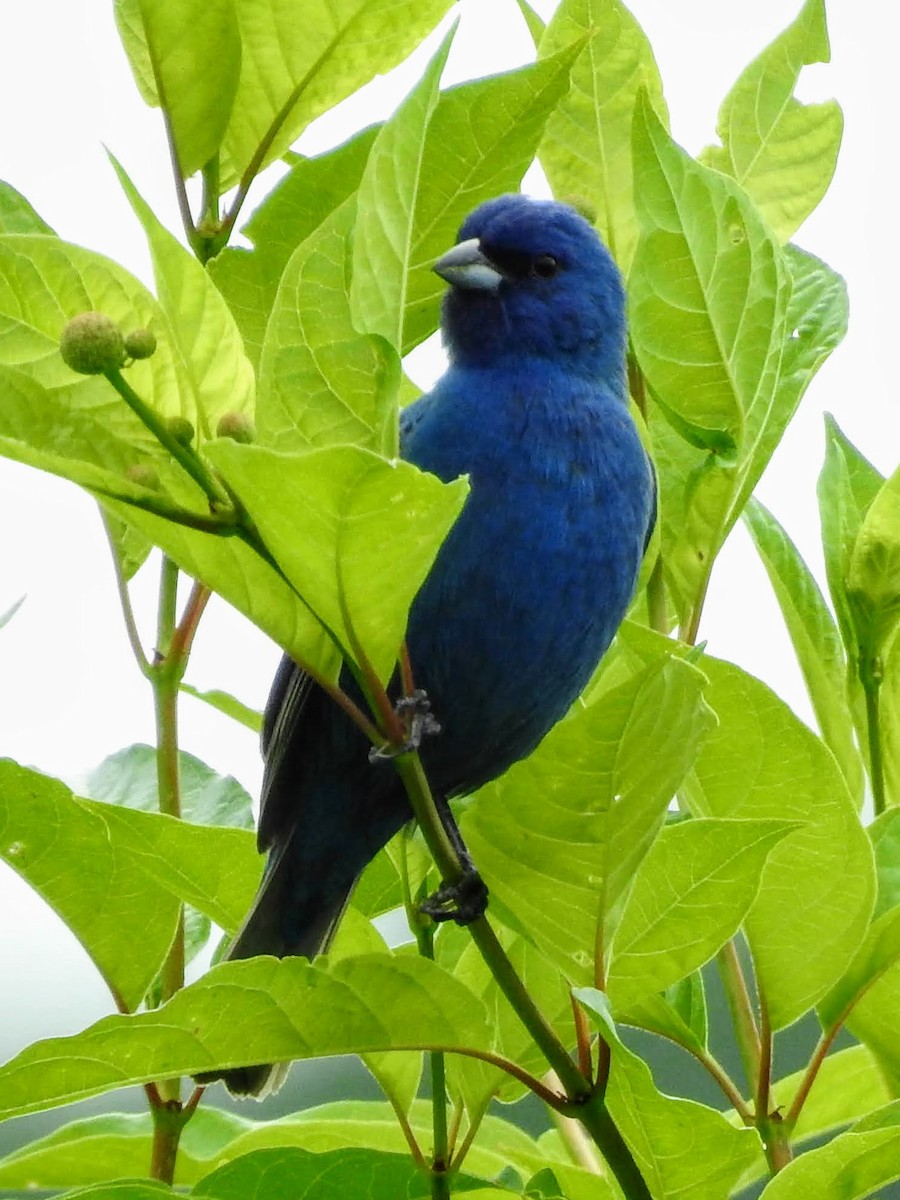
[214,195,655,1094]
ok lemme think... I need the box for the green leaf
[57,1185,174,1200]
[757,1114,900,1199]
[0,955,489,1118]
[256,197,399,456]
[700,0,842,242]
[0,234,193,428]
[397,46,585,353]
[818,415,885,657]
[607,818,796,1005]
[618,983,708,1058]
[819,903,900,1030]
[0,180,55,234]
[180,683,263,734]
[206,440,468,682]
[462,654,715,984]
[204,1100,553,1188]
[209,126,377,373]
[439,922,574,1110]
[218,0,456,191]
[100,493,340,682]
[539,0,668,270]
[847,464,900,657]
[650,243,846,631]
[744,496,863,804]
[515,0,546,47]
[115,0,241,179]
[871,800,900,921]
[0,1108,252,1190]
[631,93,787,440]
[85,743,254,829]
[110,156,255,438]
[194,1147,469,1200]
[0,761,259,1011]
[577,1000,761,1198]
[350,28,455,353]
[776,1045,891,1146]
[880,632,900,813]
[682,654,875,1029]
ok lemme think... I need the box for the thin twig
[101,512,151,676]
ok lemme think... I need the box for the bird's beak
[433,238,503,291]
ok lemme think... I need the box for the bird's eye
[532,254,560,279]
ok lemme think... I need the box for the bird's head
[434,194,626,384]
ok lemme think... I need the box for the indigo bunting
[212,194,655,1094]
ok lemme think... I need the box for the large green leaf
[650,243,845,637]
[398,44,583,353]
[0,762,260,1012]
[681,655,875,1029]
[0,1108,252,1190]
[114,0,241,179]
[0,180,55,234]
[99,492,340,683]
[577,991,761,1198]
[758,1106,900,1200]
[206,440,468,682]
[192,1146,500,1199]
[350,29,454,353]
[700,0,842,242]
[607,817,796,1005]
[111,157,255,438]
[86,743,254,829]
[0,955,489,1119]
[539,0,667,270]
[0,1103,550,1191]
[438,922,574,1111]
[209,126,377,372]
[218,0,455,190]
[744,496,863,804]
[462,654,714,984]
[256,197,398,455]
[631,94,787,441]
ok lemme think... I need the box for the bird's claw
[420,867,489,926]
[368,689,441,763]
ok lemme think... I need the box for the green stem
[646,555,668,635]
[717,940,760,1095]
[862,662,886,815]
[413,921,452,1197]
[149,1100,184,1185]
[391,752,651,1199]
[102,513,151,676]
[151,558,185,1095]
[104,368,228,507]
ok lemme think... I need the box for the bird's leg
[419,792,489,926]
[368,689,441,762]
[369,689,488,924]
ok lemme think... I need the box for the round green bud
[59,312,126,375]
[166,415,195,446]
[124,327,157,360]
[124,463,161,491]
[216,411,255,444]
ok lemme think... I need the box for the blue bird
[211,194,656,1094]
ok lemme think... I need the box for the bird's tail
[195,841,355,1098]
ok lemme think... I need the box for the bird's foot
[420,867,489,926]
[368,689,441,762]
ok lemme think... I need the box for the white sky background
[0,0,897,1057]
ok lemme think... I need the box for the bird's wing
[257,655,317,852]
